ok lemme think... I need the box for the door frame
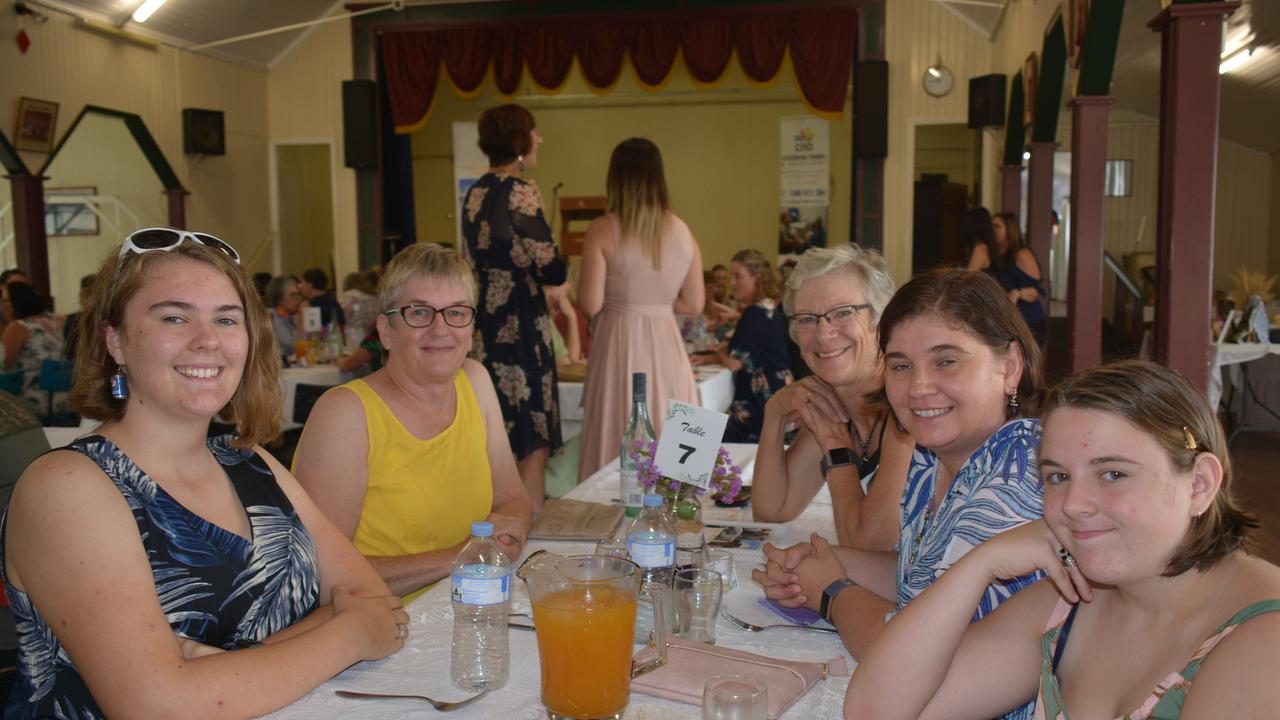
[268,138,339,276]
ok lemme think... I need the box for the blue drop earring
[110,364,129,400]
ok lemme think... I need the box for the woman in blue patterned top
[1,231,408,718]
[756,269,1045,718]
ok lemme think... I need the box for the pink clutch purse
[630,637,849,719]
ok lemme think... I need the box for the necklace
[849,410,884,465]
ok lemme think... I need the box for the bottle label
[451,567,512,605]
[619,469,644,510]
[627,537,675,568]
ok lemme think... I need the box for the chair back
[38,360,75,425]
[0,371,20,397]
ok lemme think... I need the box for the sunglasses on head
[119,228,241,265]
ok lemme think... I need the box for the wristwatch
[819,447,857,477]
[820,578,858,622]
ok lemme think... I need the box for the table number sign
[302,306,323,333]
[654,400,728,490]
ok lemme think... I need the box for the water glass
[594,536,628,559]
[705,549,738,591]
[702,675,768,720]
[674,568,722,644]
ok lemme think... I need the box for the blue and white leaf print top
[897,418,1045,615]
[1,435,321,720]
[895,418,1044,720]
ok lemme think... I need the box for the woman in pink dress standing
[578,138,704,481]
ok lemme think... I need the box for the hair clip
[1182,426,1198,452]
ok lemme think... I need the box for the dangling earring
[110,364,129,400]
[1007,388,1019,410]
[516,155,525,172]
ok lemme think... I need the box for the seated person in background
[845,359,1280,720]
[62,273,96,363]
[706,262,739,335]
[299,267,346,330]
[3,232,406,718]
[266,275,303,357]
[292,243,532,601]
[1,281,66,417]
[750,245,911,548]
[965,208,1046,346]
[693,250,791,443]
[339,271,378,345]
[757,270,1046,720]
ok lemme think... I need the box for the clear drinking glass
[595,536,628,559]
[702,675,768,720]
[705,549,738,591]
[674,568,722,644]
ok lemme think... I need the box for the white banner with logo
[779,116,829,207]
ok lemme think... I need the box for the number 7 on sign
[654,400,728,490]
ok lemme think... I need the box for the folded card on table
[759,597,824,626]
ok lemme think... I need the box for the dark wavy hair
[1043,359,1257,576]
[477,104,536,167]
[4,281,45,319]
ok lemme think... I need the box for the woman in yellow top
[293,244,532,600]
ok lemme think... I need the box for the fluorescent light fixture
[1219,47,1254,75]
[132,0,168,23]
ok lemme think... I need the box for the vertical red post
[10,174,50,299]
[1000,164,1022,215]
[166,189,189,230]
[1025,141,1058,306]
[1067,96,1114,373]
[1149,2,1237,395]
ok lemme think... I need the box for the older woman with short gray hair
[752,245,912,549]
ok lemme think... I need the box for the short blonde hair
[378,243,478,311]
[782,245,896,324]
[71,240,282,447]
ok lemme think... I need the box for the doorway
[912,123,979,273]
[273,143,335,277]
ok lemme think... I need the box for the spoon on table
[335,689,490,711]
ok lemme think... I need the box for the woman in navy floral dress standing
[462,104,567,512]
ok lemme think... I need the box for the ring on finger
[1057,545,1076,569]
[396,623,409,640]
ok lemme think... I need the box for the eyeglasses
[119,228,240,265]
[383,303,477,328]
[788,303,872,332]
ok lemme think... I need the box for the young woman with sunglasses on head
[291,244,531,602]
[1,229,409,718]
[846,359,1280,720]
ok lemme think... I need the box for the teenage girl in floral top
[461,104,566,512]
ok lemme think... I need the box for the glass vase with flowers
[627,441,744,569]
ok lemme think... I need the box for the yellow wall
[0,7,271,293]
[276,144,336,276]
[410,54,852,273]
[266,15,358,281]
[914,123,979,192]
[884,0,994,283]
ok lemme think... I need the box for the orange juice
[532,584,637,719]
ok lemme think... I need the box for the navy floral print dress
[1,435,321,719]
[725,301,792,443]
[461,173,567,459]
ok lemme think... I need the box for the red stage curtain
[383,8,856,133]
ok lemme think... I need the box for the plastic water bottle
[450,522,511,692]
[620,373,656,518]
[628,493,676,644]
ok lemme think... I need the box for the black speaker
[854,61,888,158]
[342,80,378,169]
[968,74,1007,129]
[182,108,224,155]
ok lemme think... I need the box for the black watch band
[819,578,858,622]
[820,447,857,477]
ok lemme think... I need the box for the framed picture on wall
[1023,52,1039,131]
[45,187,100,236]
[14,97,59,153]
[1070,0,1091,68]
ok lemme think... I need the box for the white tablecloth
[1210,343,1280,411]
[280,365,342,432]
[559,365,734,440]
[263,444,848,720]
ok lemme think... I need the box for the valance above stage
[381,7,857,133]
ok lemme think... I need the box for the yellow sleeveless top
[344,370,493,602]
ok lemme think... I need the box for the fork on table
[720,610,839,634]
[334,689,490,711]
